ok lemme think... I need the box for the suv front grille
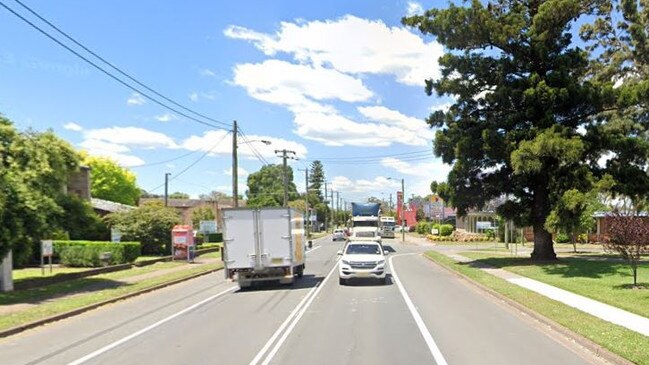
[349,261,376,269]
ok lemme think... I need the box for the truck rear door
[223,209,258,269]
[259,208,292,267]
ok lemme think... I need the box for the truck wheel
[339,278,346,285]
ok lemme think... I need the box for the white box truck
[221,207,306,288]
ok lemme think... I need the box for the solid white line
[306,245,321,253]
[390,254,448,365]
[259,259,339,365]
[67,286,237,365]
[248,281,321,365]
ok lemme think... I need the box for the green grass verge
[199,251,222,259]
[424,251,649,364]
[0,262,220,332]
[462,252,649,318]
[12,267,89,282]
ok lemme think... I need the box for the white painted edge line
[390,254,448,365]
[258,258,340,365]
[67,286,237,365]
[306,245,321,253]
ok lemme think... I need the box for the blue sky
[0,0,454,202]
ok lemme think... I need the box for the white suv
[332,228,345,241]
[337,241,387,285]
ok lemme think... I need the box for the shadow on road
[341,274,393,287]
[234,274,325,293]
[0,278,130,306]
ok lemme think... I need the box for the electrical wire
[129,149,201,169]
[236,126,270,165]
[147,131,231,192]
[0,0,229,131]
[306,149,432,161]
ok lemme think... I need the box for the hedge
[53,241,141,267]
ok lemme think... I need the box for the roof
[593,211,649,218]
[91,198,135,213]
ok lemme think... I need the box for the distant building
[139,197,241,227]
[91,198,135,216]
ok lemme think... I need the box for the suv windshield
[345,244,381,255]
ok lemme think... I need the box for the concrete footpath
[405,234,649,338]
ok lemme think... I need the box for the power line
[236,126,270,165]
[306,149,432,161]
[147,131,231,192]
[0,0,229,131]
[130,149,200,169]
[313,154,435,165]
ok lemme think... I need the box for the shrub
[54,241,141,267]
[578,233,588,243]
[416,222,429,235]
[439,224,454,236]
[555,233,570,243]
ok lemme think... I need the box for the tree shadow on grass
[0,277,131,306]
[465,256,625,279]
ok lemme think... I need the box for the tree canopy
[246,164,299,207]
[83,155,140,206]
[0,116,80,264]
[404,0,621,260]
[169,191,190,199]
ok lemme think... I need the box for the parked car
[332,228,346,241]
[337,241,388,285]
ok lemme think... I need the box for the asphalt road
[0,236,606,365]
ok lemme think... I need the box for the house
[590,211,649,243]
[138,197,240,226]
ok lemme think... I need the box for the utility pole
[336,191,340,215]
[232,120,239,208]
[164,173,171,207]
[299,168,310,238]
[275,149,296,207]
[324,181,328,231]
[330,189,335,227]
[401,178,405,242]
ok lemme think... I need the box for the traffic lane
[80,239,342,365]
[266,254,434,365]
[0,268,235,365]
[392,254,602,365]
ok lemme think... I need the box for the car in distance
[337,241,387,285]
[332,228,346,241]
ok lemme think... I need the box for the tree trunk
[571,233,577,253]
[530,179,557,261]
[632,262,638,287]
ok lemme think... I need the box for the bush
[439,224,454,236]
[54,241,141,267]
[555,233,570,243]
[416,222,429,235]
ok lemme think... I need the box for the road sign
[111,228,122,243]
[41,240,53,257]
[199,220,217,233]
[476,221,493,230]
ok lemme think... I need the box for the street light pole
[401,178,405,243]
[164,172,171,207]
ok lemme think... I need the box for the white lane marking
[390,254,448,365]
[306,245,321,253]
[67,286,237,365]
[259,259,339,365]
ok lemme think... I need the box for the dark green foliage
[54,241,141,267]
[308,160,325,202]
[555,233,571,243]
[56,195,109,241]
[438,224,454,237]
[246,164,299,207]
[403,1,615,260]
[106,201,181,255]
[191,206,216,229]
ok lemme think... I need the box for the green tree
[169,192,190,199]
[288,199,307,212]
[198,190,229,201]
[545,189,603,252]
[191,206,215,229]
[83,156,140,206]
[56,195,110,241]
[106,201,181,255]
[404,1,613,260]
[308,160,325,202]
[246,164,298,207]
[0,117,80,266]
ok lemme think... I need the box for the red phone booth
[172,225,195,261]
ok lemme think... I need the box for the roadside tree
[246,164,298,207]
[605,213,649,287]
[404,1,615,260]
[545,189,604,252]
[191,206,215,229]
[169,191,190,199]
[83,155,140,206]
[308,160,325,202]
[106,201,181,255]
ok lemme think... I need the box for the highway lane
[0,236,338,365]
[0,236,607,365]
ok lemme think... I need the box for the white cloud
[429,102,452,113]
[200,68,216,77]
[331,175,400,194]
[126,93,146,106]
[225,15,443,86]
[406,2,424,16]
[78,139,145,167]
[381,157,451,179]
[358,105,434,136]
[189,92,199,102]
[189,91,216,102]
[84,127,178,149]
[155,113,178,122]
[224,167,250,177]
[180,130,308,160]
[233,60,373,104]
[63,122,83,131]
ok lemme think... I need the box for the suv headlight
[377,260,385,266]
[342,260,350,265]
